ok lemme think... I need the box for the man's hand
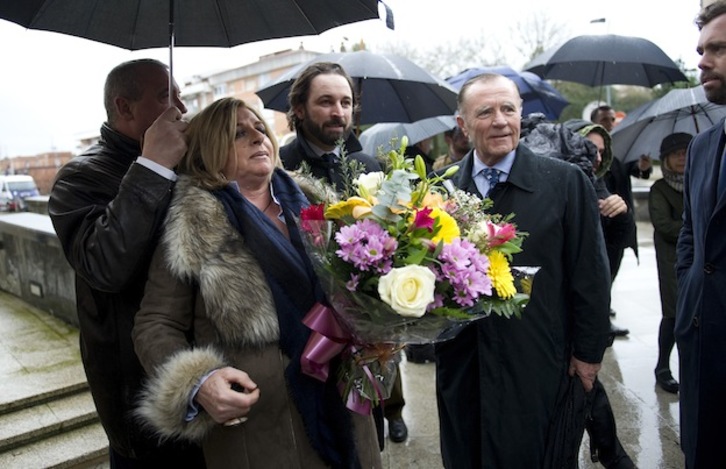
[141,107,188,170]
[569,356,601,392]
[598,194,627,218]
[638,154,652,172]
[196,367,260,425]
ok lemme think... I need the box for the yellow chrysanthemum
[325,197,372,220]
[430,207,460,244]
[488,250,516,299]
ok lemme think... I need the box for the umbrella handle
[168,0,175,106]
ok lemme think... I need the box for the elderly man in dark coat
[435,73,611,468]
[676,3,726,467]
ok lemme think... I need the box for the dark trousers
[384,366,405,420]
[372,363,405,449]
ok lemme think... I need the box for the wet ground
[381,221,684,468]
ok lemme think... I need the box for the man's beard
[301,116,351,147]
[702,72,726,105]
[705,84,726,105]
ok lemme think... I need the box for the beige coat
[132,175,381,468]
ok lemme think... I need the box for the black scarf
[212,168,359,468]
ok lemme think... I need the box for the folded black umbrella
[544,375,590,469]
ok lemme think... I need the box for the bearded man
[280,62,381,191]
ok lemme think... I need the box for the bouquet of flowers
[298,136,536,412]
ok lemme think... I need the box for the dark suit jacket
[435,145,610,468]
[676,117,726,468]
[280,132,380,192]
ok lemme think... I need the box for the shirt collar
[228,180,280,204]
[306,139,340,158]
[471,149,516,179]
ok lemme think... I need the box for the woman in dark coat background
[649,132,691,394]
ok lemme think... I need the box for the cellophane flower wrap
[298,136,537,413]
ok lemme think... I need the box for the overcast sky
[0,0,703,157]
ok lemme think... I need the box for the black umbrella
[446,66,569,120]
[0,0,390,93]
[256,50,458,125]
[611,85,726,163]
[523,34,687,88]
[543,376,589,469]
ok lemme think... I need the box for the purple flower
[335,219,397,273]
[346,274,360,292]
[433,239,492,307]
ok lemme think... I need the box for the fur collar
[161,175,280,348]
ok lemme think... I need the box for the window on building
[214,84,227,98]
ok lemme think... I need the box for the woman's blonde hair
[178,97,280,190]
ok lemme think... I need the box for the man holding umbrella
[279,61,410,445]
[49,59,205,467]
[677,2,726,467]
[591,105,648,337]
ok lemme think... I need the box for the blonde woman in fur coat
[132,97,381,469]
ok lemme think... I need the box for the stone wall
[25,196,50,215]
[0,213,76,326]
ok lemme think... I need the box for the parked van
[0,175,40,212]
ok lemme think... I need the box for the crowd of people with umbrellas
[3,0,726,468]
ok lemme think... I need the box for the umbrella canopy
[446,66,569,120]
[0,1,388,93]
[256,50,458,125]
[523,34,687,88]
[0,1,382,49]
[359,115,456,156]
[611,86,726,163]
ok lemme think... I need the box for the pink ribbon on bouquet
[338,359,387,415]
[301,303,351,382]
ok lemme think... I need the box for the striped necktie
[482,167,501,197]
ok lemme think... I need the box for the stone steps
[0,421,108,468]
[0,294,109,467]
[0,387,97,452]
[0,381,108,468]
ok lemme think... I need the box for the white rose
[377,265,436,318]
[355,171,385,197]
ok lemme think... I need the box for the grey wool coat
[132,175,381,469]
